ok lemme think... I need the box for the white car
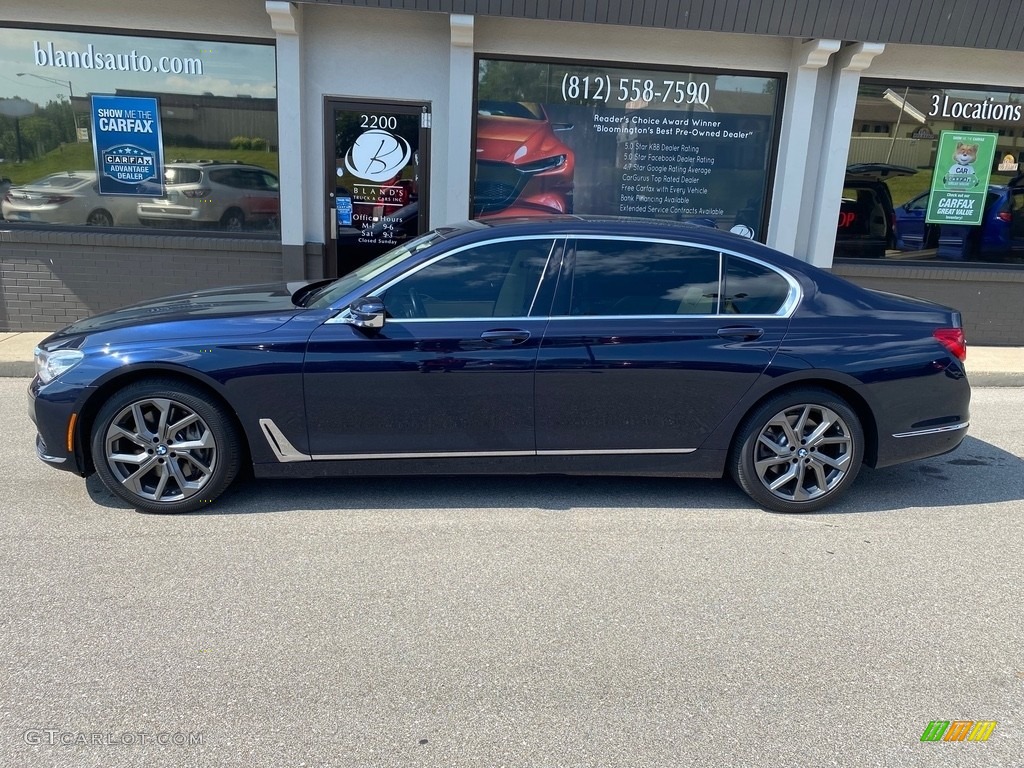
[1,170,141,227]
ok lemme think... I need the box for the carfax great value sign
[925,130,998,226]
[90,94,164,196]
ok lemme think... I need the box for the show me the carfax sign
[90,94,164,196]
[925,130,998,226]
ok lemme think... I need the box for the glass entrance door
[325,99,430,277]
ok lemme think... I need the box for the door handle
[480,329,532,345]
[717,326,764,341]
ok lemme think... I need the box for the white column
[266,1,306,279]
[444,14,474,227]
[804,42,885,267]
[766,38,840,256]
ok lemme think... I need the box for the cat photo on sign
[948,141,979,177]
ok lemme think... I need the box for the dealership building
[3,0,1024,344]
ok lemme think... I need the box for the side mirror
[348,297,386,329]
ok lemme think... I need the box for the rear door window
[567,239,722,316]
[722,255,792,315]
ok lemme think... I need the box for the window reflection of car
[474,100,575,217]
[894,182,1024,262]
[137,161,280,231]
[1,171,141,227]
[835,163,916,258]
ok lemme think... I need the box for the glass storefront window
[842,80,1024,264]
[474,57,784,242]
[0,27,277,234]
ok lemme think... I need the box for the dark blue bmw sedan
[29,216,970,514]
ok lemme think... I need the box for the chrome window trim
[331,233,800,324]
[892,421,969,439]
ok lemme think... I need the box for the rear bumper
[875,420,969,468]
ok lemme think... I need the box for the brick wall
[833,262,1024,346]
[0,229,284,331]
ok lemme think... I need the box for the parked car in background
[474,101,575,217]
[1,171,141,227]
[835,163,916,258]
[894,181,1024,261]
[30,216,969,516]
[137,161,280,231]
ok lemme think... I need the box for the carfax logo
[920,720,997,742]
[101,144,157,184]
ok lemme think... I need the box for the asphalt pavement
[3,330,1024,384]
[1,378,1022,768]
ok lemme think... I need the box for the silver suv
[138,161,279,231]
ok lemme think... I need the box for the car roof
[439,215,791,263]
[845,163,917,182]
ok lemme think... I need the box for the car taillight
[934,328,966,362]
[181,188,211,198]
[44,195,72,204]
[997,210,1012,223]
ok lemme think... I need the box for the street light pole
[16,72,82,142]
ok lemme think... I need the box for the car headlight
[518,155,567,174]
[35,347,84,384]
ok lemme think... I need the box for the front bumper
[28,378,91,475]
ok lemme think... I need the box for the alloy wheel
[752,403,854,503]
[103,396,218,503]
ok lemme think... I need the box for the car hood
[476,115,560,164]
[45,281,317,343]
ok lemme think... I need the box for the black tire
[220,208,245,231]
[86,209,113,227]
[730,388,864,513]
[90,379,242,513]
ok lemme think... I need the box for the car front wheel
[730,388,864,513]
[90,379,242,513]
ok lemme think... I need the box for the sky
[0,27,276,107]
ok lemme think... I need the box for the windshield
[306,231,446,309]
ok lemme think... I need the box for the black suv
[835,163,916,259]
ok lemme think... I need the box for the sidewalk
[2,331,1023,385]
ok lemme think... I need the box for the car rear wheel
[91,379,242,513]
[220,208,245,231]
[87,209,113,227]
[730,388,863,513]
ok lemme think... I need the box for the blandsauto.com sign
[33,40,204,75]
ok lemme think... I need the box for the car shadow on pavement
[85,436,1022,517]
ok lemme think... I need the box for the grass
[0,143,279,184]
[885,170,934,205]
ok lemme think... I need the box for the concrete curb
[0,362,36,378]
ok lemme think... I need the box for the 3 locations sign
[474,58,782,239]
[90,94,164,196]
[925,131,998,226]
